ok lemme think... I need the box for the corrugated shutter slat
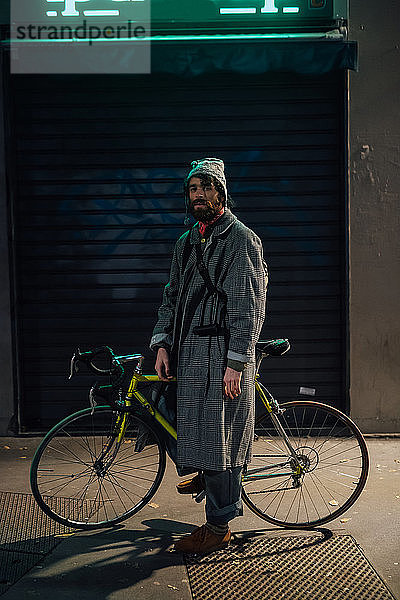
[11,71,345,431]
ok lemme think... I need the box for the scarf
[198,208,225,237]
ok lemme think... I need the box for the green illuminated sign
[151,0,348,28]
[9,0,348,29]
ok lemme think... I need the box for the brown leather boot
[176,473,205,495]
[173,524,231,554]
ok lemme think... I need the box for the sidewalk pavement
[0,436,399,600]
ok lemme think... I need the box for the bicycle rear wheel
[30,406,166,529]
[242,401,369,528]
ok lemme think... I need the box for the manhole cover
[185,533,395,600]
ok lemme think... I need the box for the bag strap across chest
[181,225,218,296]
[194,242,218,295]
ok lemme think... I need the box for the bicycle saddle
[256,339,290,356]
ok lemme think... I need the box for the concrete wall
[0,51,15,435]
[349,0,400,432]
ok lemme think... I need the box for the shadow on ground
[0,517,335,599]
[2,520,338,599]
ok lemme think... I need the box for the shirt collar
[190,209,237,243]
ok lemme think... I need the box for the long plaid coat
[150,209,267,471]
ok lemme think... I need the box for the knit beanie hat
[184,157,227,205]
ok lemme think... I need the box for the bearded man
[150,158,267,554]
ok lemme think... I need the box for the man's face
[188,176,224,221]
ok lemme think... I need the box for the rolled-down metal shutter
[9,70,346,432]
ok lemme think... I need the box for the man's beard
[189,201,222,222]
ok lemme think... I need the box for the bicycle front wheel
[242,401,369,528]
[30,406,166,529]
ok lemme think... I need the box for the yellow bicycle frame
[255,377,273,413]
[125,372,178,441]
[122,372,273,444]
[115,367,300,482]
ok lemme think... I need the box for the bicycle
[30,339,369,531]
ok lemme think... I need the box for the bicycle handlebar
[68,346,119,379]
[68,345,145,382]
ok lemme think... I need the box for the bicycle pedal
[194,490,206,503]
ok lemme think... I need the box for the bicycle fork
[93,405,131,477]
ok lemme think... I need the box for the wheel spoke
[31,407,165,528]
[242,400,368,528]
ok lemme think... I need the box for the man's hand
[224,366,242,399]
[155,347,173,381]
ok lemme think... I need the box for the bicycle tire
[242,401,369,529]
[30,406,166,530]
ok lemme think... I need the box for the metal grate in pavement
[0,491,74,595]
[0,550,43,593]
[0,491,74,552]
[185,533,396,600]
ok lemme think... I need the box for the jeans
[203,467,243,525]
[164,432,243,524]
